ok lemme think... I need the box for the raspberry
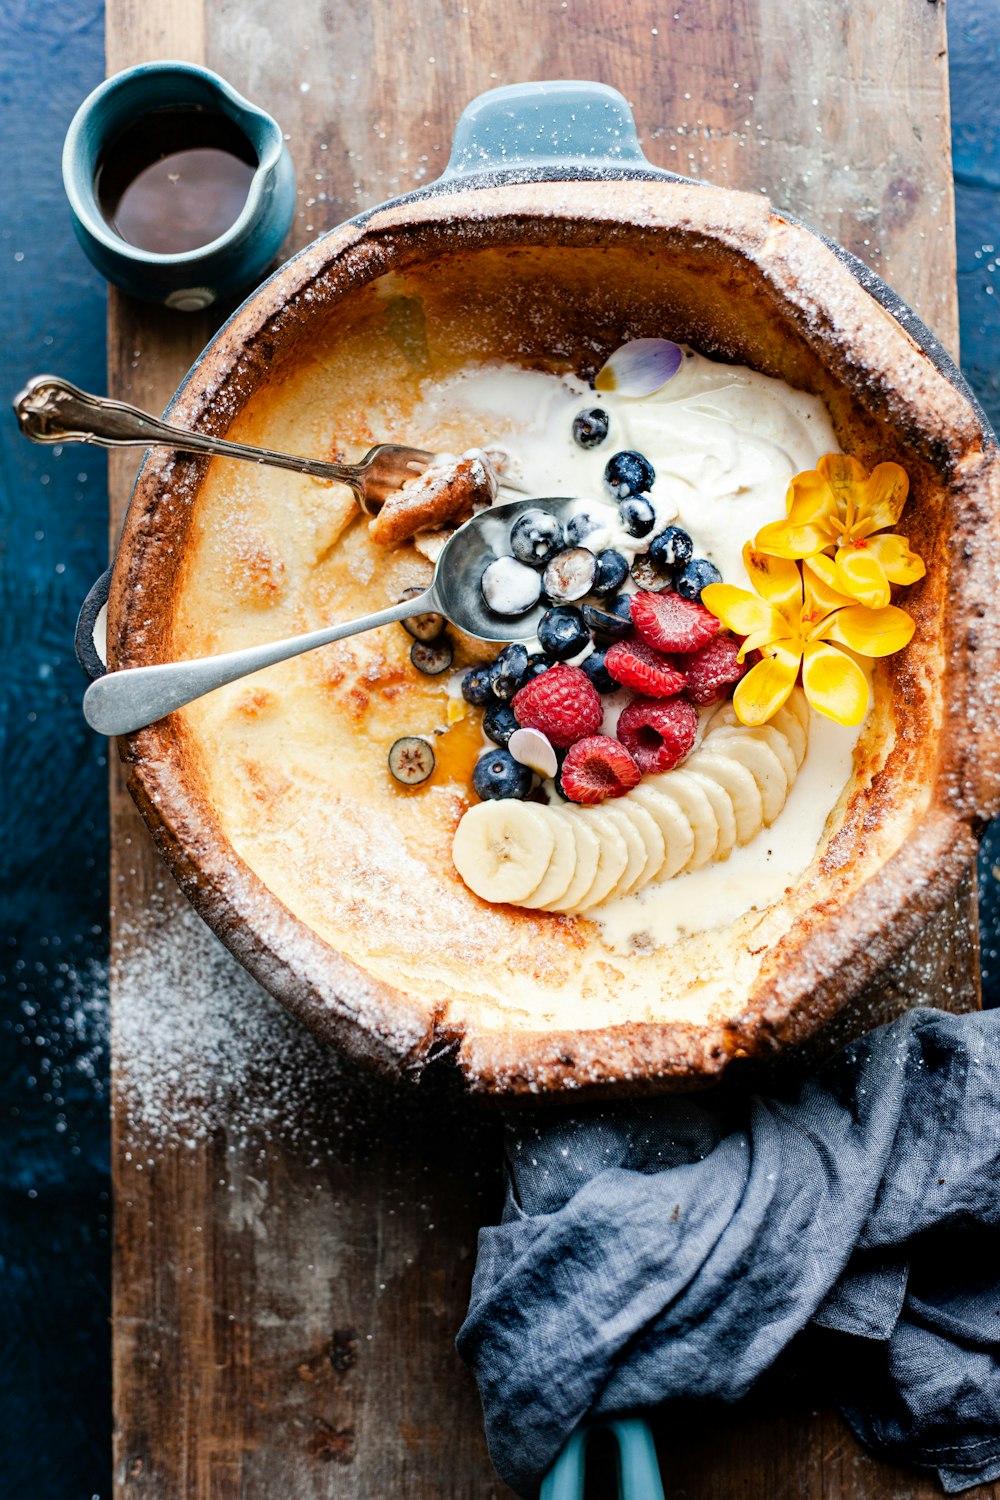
[682,634,747,705]
[604,638,686,698]
[616,698,698,774]
[560,735,641,805]
[511,663,602,749]
[630,589,720,653]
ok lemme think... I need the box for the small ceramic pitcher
[62,60,296,310]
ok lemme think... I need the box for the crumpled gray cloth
[457,1008,1000,1497]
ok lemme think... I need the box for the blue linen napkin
[457,1007,1000,1496]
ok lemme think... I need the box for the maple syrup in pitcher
[96,106,258,254]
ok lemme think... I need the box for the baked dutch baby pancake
[102,99,1000,1096]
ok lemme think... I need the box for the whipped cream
[413,352,862,944]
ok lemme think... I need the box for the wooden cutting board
[106,2,992,1495]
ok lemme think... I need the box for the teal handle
[540,1418,666,1500]
[442,80,653,179]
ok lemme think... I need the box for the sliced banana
[519,808,578,909]
[568,808,630,914]
[688,750,764,844]
[601,802,653,901]
[452,800,556,904]
[784,686,810,734]
[685,766,738,862]
[709,725,797,800]
[705,733,788,823]
[613,801,666,894]
[628,783,696,878]
[651,767,719,871]
[540,811,600,912]
[771,703,807,767]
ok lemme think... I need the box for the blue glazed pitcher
[62,60,296,310]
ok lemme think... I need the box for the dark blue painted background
[1,4,998,1495]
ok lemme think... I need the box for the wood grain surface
[106,1,990,1496]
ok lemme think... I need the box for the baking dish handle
[441,80,657,180]
[75,566,111,681]
[540,1417,666,1500]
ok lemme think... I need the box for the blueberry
[489,642,529,700]
[510,508,564,567]
[604,449,655,499]
[542,546,597,603]
[582,594,633,641]
[410,637,453,675]
[581,649,617,693]
[565,512,602,547]
[461,665,495,706]
[398,586,446,642]
[619,495,656,538]
[473,747,532,801]
[675,557,723,600]
[649,525,694,570]
[630,553,673,592]
[572,407,610,449]
[522,652,550,684]
[481,555,543,616]
[592,548,630,596]
[388,736,435,786]
[537,605,590,661]
[483,702,519,745]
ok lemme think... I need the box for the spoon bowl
[83,496,589,736]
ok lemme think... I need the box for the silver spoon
[83,497,584,736]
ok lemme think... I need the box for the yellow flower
[701,545,915,727]
[753,453,925,609]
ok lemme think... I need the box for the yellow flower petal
[754,518,833,559]
[817,453,869,507]
[833,545,891,609]
[866,532,926,586]
[863,462,909,530]
[785,469,838,525]
[732,649,799,725]
[802,556,857,615]
[801,641,869,725]
[824,604,915,657]
[700,583,775,639]
[742,544,803,622]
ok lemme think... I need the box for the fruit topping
[675,557,723,600]
[582,594,633,641]
[630,589,720,653]
[542,545,597,603]
[511,662,603,748]
[452,799,557,905]
[572,407,610,448]
[483,702,519,745]
[537,605,591,660]
[592,548,629,596]
[604,449,655,499]
[604,637,686,697]
[510,508,564,567]
[580,649,617,693]
[629,553,673,591]
[410,637,453,675]
[489,642,529,700]
[388,735,436,785]
[461,665,494,706]
[616,698,698,775]
[682,634,747,705]
[473,747,533,801]
[565,511,603,547]
[480,555,542,616]
[560,735,641,805]
[648,525,694,571]
[522,652,550,684]
[508,726,559,779]
[398,587,445,642]
[618,495,656,538]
